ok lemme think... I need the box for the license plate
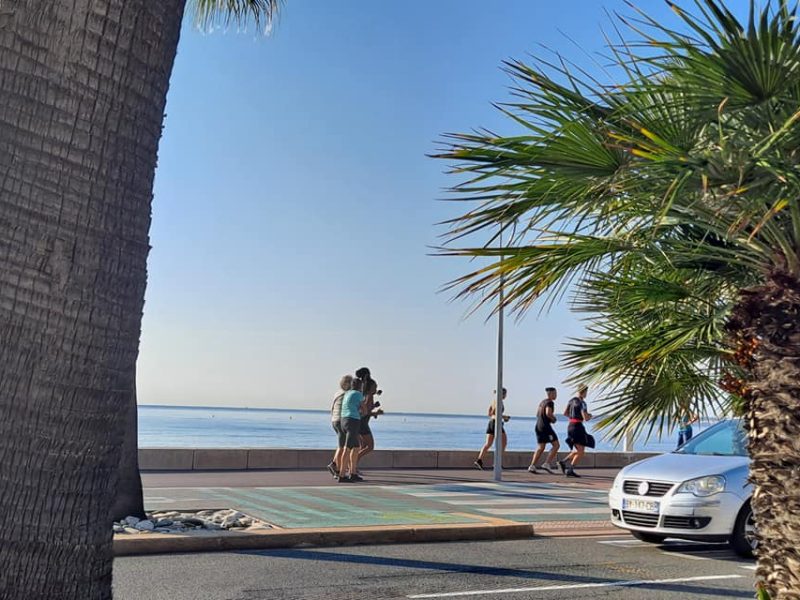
[623,498,660,514]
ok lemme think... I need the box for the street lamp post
[493,241,505,482]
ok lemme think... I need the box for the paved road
[114,536,755,600]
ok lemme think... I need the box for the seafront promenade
[117,458,627,556]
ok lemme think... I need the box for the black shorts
[566,421,595,449]
[331,420,346,448]
[535,427,558,445]
[485,419,505,435]
[359,416,372,436]
[341,417,361,448]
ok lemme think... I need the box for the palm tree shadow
[240,548,751,597]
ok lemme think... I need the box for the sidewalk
[116,467,620,555]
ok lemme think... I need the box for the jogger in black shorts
[474,388,509,470]
[529,387,560,474]
[560,385,593,477]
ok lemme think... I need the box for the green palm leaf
[437,0,800,441]
[192,0,280,30]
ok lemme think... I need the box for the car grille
[622,511,659,528]
[623,480,674,497]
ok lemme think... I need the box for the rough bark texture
[110,375,145,522]
[730,273,800,600]
[0,2,184,598]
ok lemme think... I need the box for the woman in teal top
[338,379,365,482]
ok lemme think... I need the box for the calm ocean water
[138,405,698,453]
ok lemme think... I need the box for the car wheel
[631,530,666,544]
[730,501,756,558]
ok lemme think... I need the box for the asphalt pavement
[113,536,755,600]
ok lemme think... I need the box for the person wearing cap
[528,387,560,474]
[355,367,383,467]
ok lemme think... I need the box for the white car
[608,419,756,557]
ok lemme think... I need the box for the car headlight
[676,475,726,497]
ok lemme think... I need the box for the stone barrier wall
[138,448,658,471]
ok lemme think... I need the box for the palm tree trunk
[110,373,146,522]
[0,2,185,598]
[731,273,800,599]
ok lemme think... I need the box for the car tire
[730,501,756,558]
[631,530,666,544]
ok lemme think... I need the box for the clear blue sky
[137,0,692,416]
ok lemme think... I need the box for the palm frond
[436,0,800,444]
[192,0,280,31]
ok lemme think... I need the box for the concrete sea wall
[138,448,658,471]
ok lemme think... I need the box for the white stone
[124,516,140,527]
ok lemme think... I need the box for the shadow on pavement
[240,547,751,598]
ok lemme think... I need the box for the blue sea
[138,405,697,453]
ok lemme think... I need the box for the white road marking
[597,539,647,546]
[443,498,596,506]
[660,551,709,561]
[481,507,609,516]
[406,489,602,498]
[406,574,744,598]
[145,498,206,503]
[740,565,757,571]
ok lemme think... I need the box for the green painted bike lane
[143,481,609,529]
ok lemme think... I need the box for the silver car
[608,419,756,557]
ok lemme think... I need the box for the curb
[536,528,619,538]
[113,522,536,556]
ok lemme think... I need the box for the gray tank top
[331,392,344,421]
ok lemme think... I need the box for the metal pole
[623,429,634,453]
[493,240,505,482]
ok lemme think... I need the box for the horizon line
[137,403,529,420]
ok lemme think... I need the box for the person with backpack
[528,387,560,474]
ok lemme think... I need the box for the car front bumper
[608,487,744,541]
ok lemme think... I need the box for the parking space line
[660,551,709,561]
[597,539,646,546]
[407,574,743,598]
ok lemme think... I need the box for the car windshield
[674,419,748,457]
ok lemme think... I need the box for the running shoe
[527,465,540,474]
[349,474,364,482]
[566,470,581,478]
[557,459,568,474]
[326,462,337,477]
[473,459,484,471]
[336,475,351,483]
[540,463,555,474]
